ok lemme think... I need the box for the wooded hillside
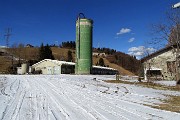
[0,42,140,75]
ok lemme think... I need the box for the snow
[154,80,177,86]
[120,76,177,87]
[0,75,180,120]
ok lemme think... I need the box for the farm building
[141,45,177,80]
[93,52,106,57]
[91,66,117,75]
[17,63,30,75]
[32,59,75,74]
[31,59,117,75]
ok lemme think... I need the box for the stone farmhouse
[141,45,177,80]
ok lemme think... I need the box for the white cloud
[128,46,156,58]
[128,37,135,43]
[117,28,131,35]
[0,46,7,48]
[128,46,145,52]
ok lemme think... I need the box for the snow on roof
[32,59,75,67]
[92,65,117,70]
[51,60,75,65]
[32,59,117,71]
[141,45,176,62]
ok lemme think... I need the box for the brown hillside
[5,47,75,61]
[6,47,39,60]
[0,56,13,73]
[51,47,75,61]
[1,47,134,75]
[103,58,135,76]
[106,52,140,75]
[93,56,134,76]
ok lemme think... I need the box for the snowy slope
[0,75,180,120]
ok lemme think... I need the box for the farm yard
[0,75,180,120]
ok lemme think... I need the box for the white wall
[143,49,176,80]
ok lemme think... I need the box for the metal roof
[92,65,117,70]
[141,45,176,63]
[32,59,117,71]
[32,59,75,67]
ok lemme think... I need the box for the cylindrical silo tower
[75,13,93,74]
[21,63,29,74]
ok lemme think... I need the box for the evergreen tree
[39,43,54,61]
[99,58,105,66]
[67,50,73,62]
[44,44,54,59]
[39,43,45,61]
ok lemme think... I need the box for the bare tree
[141,48,156,83]
[17,43,24,65]
[151,8,180,84]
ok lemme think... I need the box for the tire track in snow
[46,80,132,120]
[69,81,169,119]
[54,80,153,120]
[31,79,71,120]
[1,75,179,120]
[49,78,131,119]
[1,87,10,96]
[9,79,19,91]
[34,78,99,120]
[49,80,117,120]
[45,80,108,120]
[1,90,26,120]
[26,78,52,120]
[61,78,163,117]
[27,76,146,120]
[0,77,21,98]
[11,91,26,120]
[0,78,22,120]
[67,89,144,119]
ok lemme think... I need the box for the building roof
[141,45,176,63]
[92,65,117,70]
[26,44,34,47]
[32,59,75,67]
[32,59,117,71]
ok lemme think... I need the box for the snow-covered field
[0,75,180,120]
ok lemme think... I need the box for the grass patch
[150,95,180,113]
[105,80,180,112]
[105,80,123,83]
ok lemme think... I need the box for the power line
[4,28,12,48]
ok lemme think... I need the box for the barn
[32,59,75,74]
[31,59,117,75]
[141,45,177,80]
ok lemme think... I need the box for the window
[167,61,176,73]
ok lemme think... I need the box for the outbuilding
[32,59,75,75]
[31,59,117,75]
[141,45,177,80]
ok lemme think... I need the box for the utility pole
[4,28,14,73]
[4,28,12,48]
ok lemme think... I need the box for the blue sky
[0,0,178,57]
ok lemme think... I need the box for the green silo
[75,13,93,74]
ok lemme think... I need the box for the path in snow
[0,75,180,120]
